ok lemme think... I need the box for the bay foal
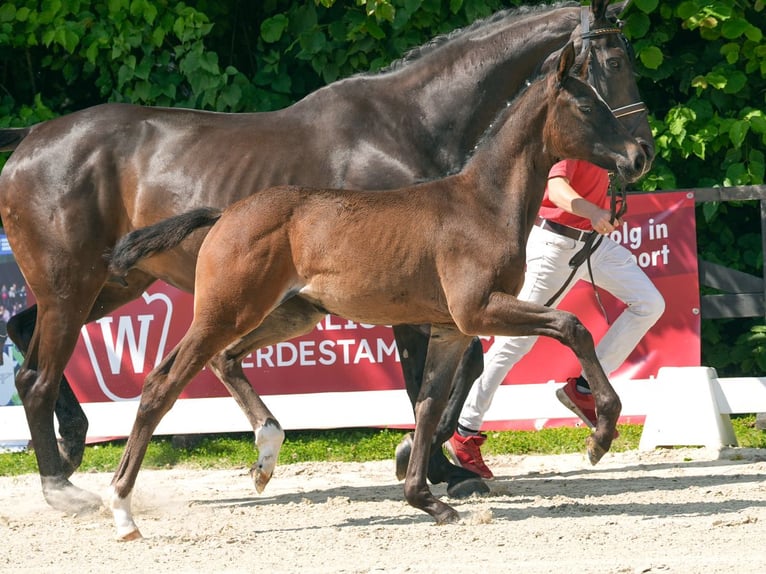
[106,43,645,539]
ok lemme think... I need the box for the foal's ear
[556,41,576,85]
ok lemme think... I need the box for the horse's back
[0,102,322,225]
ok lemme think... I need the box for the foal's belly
[297,283,452,327]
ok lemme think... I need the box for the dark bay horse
[0,0,652,512]
[105,42,645,539]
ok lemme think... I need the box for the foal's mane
[379,1,578,74]
[453,74,545,173]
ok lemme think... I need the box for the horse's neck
[399,7,578,159]
[322,6,578,169]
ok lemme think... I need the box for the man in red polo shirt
[446,159,665,479]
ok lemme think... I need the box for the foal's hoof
[118,528,143,542]
[447,477,490,499]
[250,463,274,494]
[41,477,103,514]
[585,434,608,466]
[394,432,414,481]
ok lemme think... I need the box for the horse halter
[542,8,645,314]
[579,6,647,123]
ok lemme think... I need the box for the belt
[534,216,592,242]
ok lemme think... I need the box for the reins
[542,7,640,319]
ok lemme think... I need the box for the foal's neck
[462,80,554,211]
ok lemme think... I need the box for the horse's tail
[108,207,223,276]
[0,127,31,152]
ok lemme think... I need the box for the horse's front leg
[404,326,472,523]
[455,294,620,464]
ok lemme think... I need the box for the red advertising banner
[507,190,700,386]
[54,190,700,431]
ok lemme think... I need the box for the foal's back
[196,183,468,327]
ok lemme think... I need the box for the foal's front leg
[392,325,487,494]
[455,294,621,463]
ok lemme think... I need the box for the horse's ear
[556,41,576,85]
[591,0,608,21]
[607,0,632,19]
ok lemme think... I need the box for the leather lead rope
[543,175,627,319]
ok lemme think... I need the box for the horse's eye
[579,104,592,114]
[607,57,621,70]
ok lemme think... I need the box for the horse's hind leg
[207,297,326,493]
[15,298,106,513]
[8,273,156,481]
[393,325,486,493]
[404,326,473,523]
[8,307,88,477]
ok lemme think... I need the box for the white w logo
[80,291,173,401]
[99,314,154,375]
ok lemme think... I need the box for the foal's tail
[108,207,223,276]
[0,127,31,151]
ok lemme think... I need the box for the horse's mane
[378,1,579,74]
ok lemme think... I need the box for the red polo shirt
[538,159,610,230]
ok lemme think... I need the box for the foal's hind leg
[207,298,326,493]
[110,330,225,539]
[109,288,283,539]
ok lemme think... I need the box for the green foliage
[0,0,765,375]
[623,0,766,375]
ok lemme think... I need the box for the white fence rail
[0,366,763,450]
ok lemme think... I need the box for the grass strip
[0,415,763,476]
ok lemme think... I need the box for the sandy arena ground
[1,446,765,573]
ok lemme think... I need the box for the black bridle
[579,6,647,124]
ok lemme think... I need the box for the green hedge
[0,0,764,374]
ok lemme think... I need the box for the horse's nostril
[634,152,646,175]
[638,140,654,163]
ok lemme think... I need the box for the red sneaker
[556,377,597,429]
[444,431,494,480]
[556,377,619,438]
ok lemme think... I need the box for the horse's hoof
[41,477,103,514]
[435,506,461,525]
[447,477,490,499]
[394,433,414,481]
[585,434,608,465]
